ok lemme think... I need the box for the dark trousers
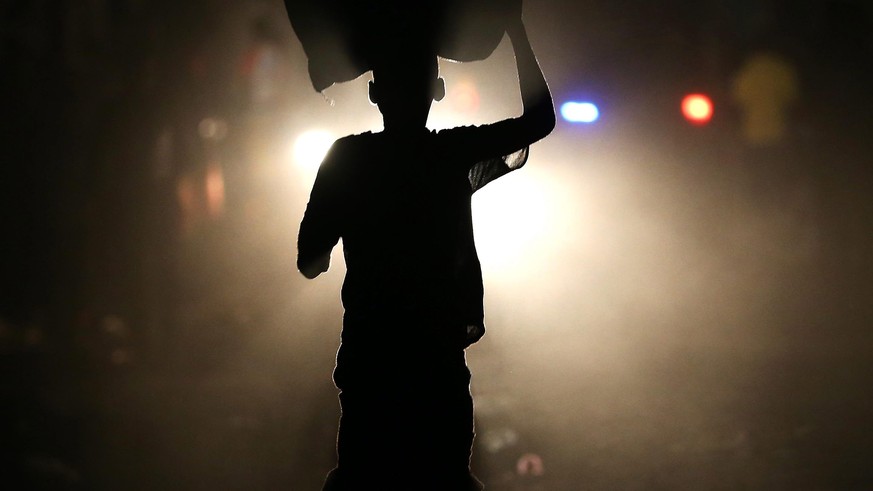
[322,319,483,491]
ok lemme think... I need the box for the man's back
[299,127,525,346]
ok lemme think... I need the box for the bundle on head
[284,0,522,92]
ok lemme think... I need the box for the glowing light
[472,170,555,276]
[516,453,545,476]
[482,428,520,453]
[560,101,600,123]
[450,80,481,114]
[205,161,225,218]
[198,118,228,141]
[293,130,335,171]
[681,94,714,125]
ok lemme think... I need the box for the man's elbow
[528,104,556,143]
[522,96,556,142]
[539,107,556,138]
[539,95,557,131]
[297,253,330,279]
[299,264,322,279]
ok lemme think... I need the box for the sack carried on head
[284,0,523,91]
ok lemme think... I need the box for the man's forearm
[507,20,555,135]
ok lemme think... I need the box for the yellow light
[472,170,554,276]
[681,94,714,125]
[292,130,335,171]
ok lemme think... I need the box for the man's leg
[328,342,481,489]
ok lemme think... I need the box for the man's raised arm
[441,16,555,166]
[507,17,555,143]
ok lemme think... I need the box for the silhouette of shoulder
[319,131,375,171]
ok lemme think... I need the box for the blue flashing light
[560,101,600,123]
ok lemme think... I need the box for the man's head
[368,48,445,130]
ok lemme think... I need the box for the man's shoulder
[320,131,375,170]
[334,131,376,149]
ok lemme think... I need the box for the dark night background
[2,0,872,489]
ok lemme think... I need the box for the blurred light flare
[681,94,714,124]
[198,117,229,141]
[205,161,226,218]
[517,453,545,476]
[292,130,335,172]
[472,169,556,277]
[560,101,600,123]
[449,79,481,115]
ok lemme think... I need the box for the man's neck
[382,121,430,135]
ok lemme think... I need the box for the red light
[450,80,480,115]
[681,94,713,125]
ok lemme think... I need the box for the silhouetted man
[297,15,554,491]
